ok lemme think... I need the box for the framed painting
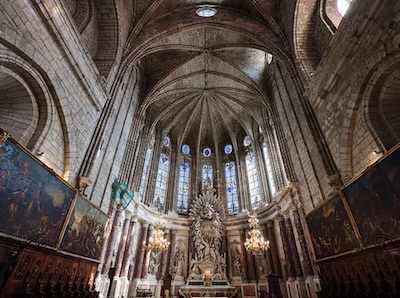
[59,194,109,260]
[0,138,75,247]
[306,194,361,260]
[343,146,400,247]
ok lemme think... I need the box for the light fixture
[146,216,170,253]
[244,215,270,256]
[196,6,217,18]
[372,150,381,155]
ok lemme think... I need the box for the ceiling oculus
[196,6,217,18]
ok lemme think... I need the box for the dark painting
[343,147,400,247]
[59,195,109,260]
[306,194,360,260]
[0,139,75,246]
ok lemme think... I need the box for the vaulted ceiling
[115,0,297,152]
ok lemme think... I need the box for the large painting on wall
[59,195,109,260]
[306,194,361,260]
[343,147,400,247]
[0,138,75,247]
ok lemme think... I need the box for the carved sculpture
[188,178,226,280]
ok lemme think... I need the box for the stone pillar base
[155,280,163,298]
[286,277,306,298]
[97,274,111,298]
[128,278,141,298]
[305,275,321,298]
[109,276,123,298]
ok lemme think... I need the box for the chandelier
[146,217,170,253]
[244,215,270,255]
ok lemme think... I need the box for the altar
[179,280,236,298]
[178,180,236,298]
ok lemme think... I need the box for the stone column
[120,217,138,278]
[239,228,249,281]
[245,229,257,281]
[101,205,124,275]
[284,217,303,277]
[133,222,149,279]
[141,225,154,278]
[267,221,282,277]
[292,209,314,276]
[261,225,273,276]
[278,216,295,278]
[114,214,132,277]
[168,230,177,276]
[159,229,170,279]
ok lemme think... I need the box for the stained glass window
[153,153,169,212]
[182,144,190,155]
[337,0,351,16]
[177,162,190,213]
[263,145,276,195]
[246,151,262,209]
[225,161,239,215]
[163,136,170,147]
[244,136,251,147]
[139,146,152,198]
[203,147,212,157]
[202,164,213,188]
[224,144,233,154]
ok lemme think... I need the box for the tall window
[202,164,213,188]
[246,151,262,209]
[225,161,239,215]
[153,153,169,211]
[263,146,276,195]
[337,0,351,16]
[139,146,152,198]
[177,162,190,214]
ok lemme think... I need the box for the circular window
[182,144,190,155]
[196,6,217,18]
[224,144,233,154]
[243,136,251,147]
[163,136,170,147]
[203,147,212,157]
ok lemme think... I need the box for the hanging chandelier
[244,215,270,255]
[146,217,170,253]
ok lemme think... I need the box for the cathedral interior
[0,0,400,297]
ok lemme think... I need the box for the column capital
[267,220,275,228]
[141,222,149,228]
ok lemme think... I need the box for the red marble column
[114,215,131,277]
[292,208,314,276]
[141,225,153,278]
[261,225,273,276]
[98,207,116,273]
[245,234,257,281]
[133,222,149,279]
[168,230,177,276]
[120,217,137,278]
[101,205,124,275]
[159,229,170,279]
[239,228,249,281]
[284,216,303,277]
[267,221,282,277]
[278,216,296,278]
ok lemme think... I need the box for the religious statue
[148,251,161,276]
[188,179,227,280]
[174,241,186,277]
[231,245,242,277]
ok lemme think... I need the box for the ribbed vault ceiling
[124,0,290,152]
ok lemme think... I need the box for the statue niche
[187,178,226,280]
